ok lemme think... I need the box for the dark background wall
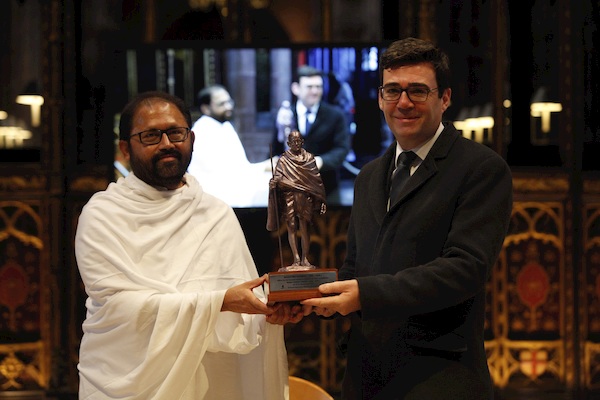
[0,1,599,399]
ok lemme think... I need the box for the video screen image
[109,44,394,208]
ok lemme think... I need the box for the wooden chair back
[288,376,334,400]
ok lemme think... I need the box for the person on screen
[75,91,302,400]
[187,84,272,207]
[267,130,327,268]
[271,65,351,200]
[301,37,513,399]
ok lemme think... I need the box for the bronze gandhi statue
[267,130,327,270]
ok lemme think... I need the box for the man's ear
[291,82,300,97]
[118,140,131,161]
[441,88,452,113]
[200,104,210,116]
[189,130,195,148]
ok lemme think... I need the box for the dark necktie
[304,109,312,135]
[389,151,418,206]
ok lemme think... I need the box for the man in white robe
[76,91,300,400]
[187,85,273,207]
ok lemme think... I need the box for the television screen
[108,43,392,208]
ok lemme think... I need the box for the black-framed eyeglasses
[379,85,439,103]
[129,127,190,145]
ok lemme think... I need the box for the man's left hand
[302,279,361,316]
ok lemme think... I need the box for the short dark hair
[295,65,323,82]
[118,91,192,141]
[379,37,451,96]
[197,84,227,108]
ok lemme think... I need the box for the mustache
[153,149,182,162]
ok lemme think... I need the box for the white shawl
[75,173,288,399]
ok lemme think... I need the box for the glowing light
[15,94,44,127]
[0,126,33,148]
[530,102,562,133]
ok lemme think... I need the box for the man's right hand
[266,302,305,325]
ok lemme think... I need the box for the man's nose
[158,132,176,147]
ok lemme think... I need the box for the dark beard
[129,149,191,189]
[212,111,232,124]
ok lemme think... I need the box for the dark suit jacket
[271,101,350,195]
[339,123,513,399]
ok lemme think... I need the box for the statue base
[267,267,338,304]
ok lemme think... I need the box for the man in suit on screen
[272,65,351,199]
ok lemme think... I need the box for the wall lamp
[453,103,495,144]
[15,92,44,128]
[530,86,562,134]
[0,82,43,150]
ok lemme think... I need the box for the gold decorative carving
[70,176,109,192]
[507,341,564,383]
[0,352,25,389]
[583,202,600,389]
[584,342,600,389]
[0,342,45,389]
[0,201,43,248]
[513,176,569,193]
[0,176,47,191]
[584,179,600,194]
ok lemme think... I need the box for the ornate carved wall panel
[0,200,49,392]
[582,182,600,392]
[487,199,570,391]
[0,0,595,398]
[489,174,576,399]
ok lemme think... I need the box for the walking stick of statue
[270,144,285,270]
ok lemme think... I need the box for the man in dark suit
[301,38,513,399]
[272,65,350,199]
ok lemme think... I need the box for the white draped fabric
[75,173,289,399]
[187,116,272,207]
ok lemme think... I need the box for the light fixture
[530,86,562,134]
[0,112,33,149]
[453,103,494,144]
[15,81,44,127]
[0,126,32,149]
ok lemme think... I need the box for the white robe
[75,173,289,400]
[187,116,272,207]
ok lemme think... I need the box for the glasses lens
[166,128,189,142]
[407,88,428,102]
[381,86,400,101]
[140,130,162,144]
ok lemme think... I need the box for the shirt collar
[296,102,318,116]
[395,122,444,162]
